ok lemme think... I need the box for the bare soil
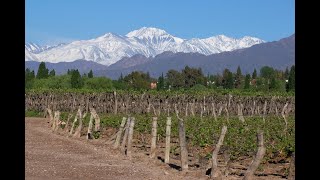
[25,117,288,180]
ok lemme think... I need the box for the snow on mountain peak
[126,27,168,38]
[25,42,66,54]
[25,27,265,66]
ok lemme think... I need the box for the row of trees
[25,62,111,90]
[25,62,295,92]
[154,65,295,92]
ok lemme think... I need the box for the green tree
[88,70,93,78]
[119,73,124,82]
[84,77,113,90]
[213,74,223,88]
[32,78,49,89]
[157,73,165,90]
[46,75,72,89]
[123,71,155,90]
[244,74,251,89]
[256,77,268,91]
[25,68,35,89]
[112,79,126,90]
[269,77,277,90]
[49,69,55,77]
[25,68,35,81]
[190,84,207,91]
[284,67,289,80]
[36,62,49,79]
[70,69,83,88]
[222,68,234,89]
[260,66,275,80]
[252,68,257,79]
[288,65,295,92]
[234,66,243,88]
[166,69,184,89]
[146,72,151,82]
[182,66,206,88]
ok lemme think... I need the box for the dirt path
[25,117,203,180]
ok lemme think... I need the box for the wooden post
[64,113,73,133]
[73,110,84,138]
[52,111,60,132]
[147,103,151,114]
[288,152,295,180]
[150,117,158,158]
[200,104,204,120]
[90,107,100,132]
[243,130,266,180]
[43,107,47,118]
[262,101,267,123]
[127,117,135,159]
[218,105,223,116]
[114,91,118,115]
[121,117,131,152]
[191,99,195,117]
[212,103,217,121]
[227,94,232,109]
[185,103,188,117]
[113,117,127,149]
[158,101,161,116]
[52,110,57,131]
[281,102,289,132]
[54,111,62,131]
[165,117,172,164]
[238,104,245,123]
[87,114,94,139]
[69,115,78,136]
[72,97,76,112]
[85,96,89,113]
[211,126,228,179]
[150,104,157,116]
[275,104,279,117]
[224,106,229,124]
[69,108,80,136]
[175,104,188,171]
[46,108,53,126]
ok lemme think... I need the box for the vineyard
[25,90,295,179]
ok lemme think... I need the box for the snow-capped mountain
[25,27,265,66]
[25,42,66,54]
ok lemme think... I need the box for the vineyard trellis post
[113,117,127,149]
[165,116,172,164]
[73,111,87,138]
[121,116,131,152]
[52,110,60,132]
[243,130,266,180]
[150,116,158,158]
[288,152,295,180]
[64,113,74,133]
[175,104,188,171]
[126,117,135,159]
[210,125,227,179]
[114,91,118,115]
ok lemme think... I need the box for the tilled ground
[25,117,288,180]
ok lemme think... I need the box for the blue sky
[26,0,295,45]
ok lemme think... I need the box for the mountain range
[25,27,264,66]
[26,34,295,79]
